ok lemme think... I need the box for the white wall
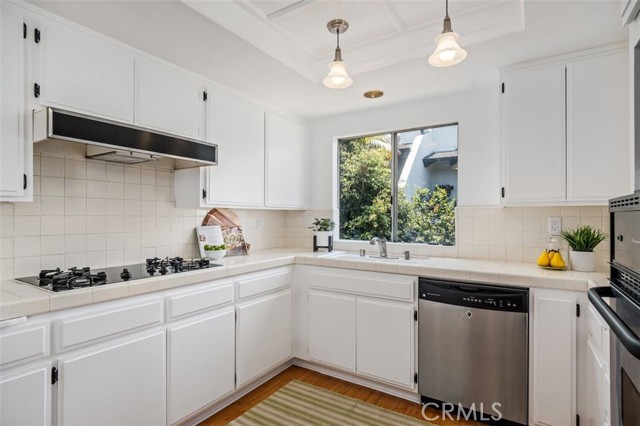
[307,87,500,209]
[630,18,640,189]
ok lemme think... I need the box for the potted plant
[309,218,335,246]
[204,244,226,261]
[560,225,606,272]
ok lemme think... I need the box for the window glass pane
[339,135,392,240]
[396,125,458,245]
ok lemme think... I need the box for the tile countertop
[0,249,608,321]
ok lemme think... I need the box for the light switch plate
[548,217,562,235]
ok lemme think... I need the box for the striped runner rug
[227,380,435,426]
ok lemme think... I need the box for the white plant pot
[570,251,596,272]
[314,231,332,246]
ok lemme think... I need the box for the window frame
[336,121,459,243]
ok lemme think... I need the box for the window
[338,124,458,245]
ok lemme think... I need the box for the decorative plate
[539,265,567,271]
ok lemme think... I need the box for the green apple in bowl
[204,244,227,260]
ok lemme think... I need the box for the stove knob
[120,269,132,281]
[146,266,156,276]
[159,266,168,275]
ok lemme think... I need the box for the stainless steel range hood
[33,108,217,168]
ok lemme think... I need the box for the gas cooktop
[15,257,222,292]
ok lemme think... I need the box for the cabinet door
[503,65,566,203]
[206,86,264,207]
[135,58,206,139]
[308,290,356,371]
[41,20,134,123]
[236,290,291,387]
[265,112,306,208]
[58,331,165,426]
[0,362,51,426]
[531,291,577,426]
[0,4,26,199]
[566,52,631,202]
[585,339,605,426]
[356,298,414,389]
[168,308,234,424]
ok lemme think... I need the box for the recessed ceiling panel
[244,0,306,18]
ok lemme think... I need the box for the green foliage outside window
[339,136,457,245]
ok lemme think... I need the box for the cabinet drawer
[166,283,233,320]
[57,300,163,351]
[0,321,50,368]
[236,267,292,300]
[307,268,415,302]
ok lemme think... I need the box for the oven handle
[588,286,640,359]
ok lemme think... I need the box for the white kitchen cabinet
[236,290,292,387]
[502,64,566,204]
[167,308,235,425]
[584,304,611,426]
[0,2,32,202]
[531,290,577,426]
[308,290,356,371]
[265,111,307,209]
[135,57,206,139]
[0,361,51,426]
[356,298,414,389]
[501,45,631,205]
[40,18,134,123]
[57,330,166,426]
[566,52,630,201]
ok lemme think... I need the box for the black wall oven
[589,192,640,426]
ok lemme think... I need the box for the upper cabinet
[134,57,207,139]
[501,46,631,205]
[265,112,307,209]
[39,19,134,123]
[0,3,30,201]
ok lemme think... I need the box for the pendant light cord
[445,0,449,19]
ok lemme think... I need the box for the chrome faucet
[370,236,388,258]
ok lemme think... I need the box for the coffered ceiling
[182,0,525,81]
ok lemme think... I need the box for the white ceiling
[29,0,628,119]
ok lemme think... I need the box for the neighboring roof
[422,149,458,167]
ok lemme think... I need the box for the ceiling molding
[181,0,525,82]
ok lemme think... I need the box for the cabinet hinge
[576,414,580,426]
[23,174,27,190]
[501,187,505,198]
[414,310,418,321]
[501,82,505,94]
[51,367,58,385]
[23,23,27,39]
[203,91,208,102]
[34,83,40,98]
[576,303,581,318]
[414,373,418,384]
[34,28,40,44]
[202,189,207,200]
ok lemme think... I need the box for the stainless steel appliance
[589,191,640,426]
[33,107,217,167]
[418,278,529,425]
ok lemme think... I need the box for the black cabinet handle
[23,174,27,190]
[617,235,624,242]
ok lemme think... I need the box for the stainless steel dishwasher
[418,278,529,425]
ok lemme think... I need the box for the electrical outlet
[256,217,263,230]
[548,217,562,235]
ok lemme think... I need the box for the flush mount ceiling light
[363,90,384,99]
[323,19,353,89]
[429,0,467,67]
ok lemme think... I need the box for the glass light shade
[428,31,467,67]
[323,60,353,89]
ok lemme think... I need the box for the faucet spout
[369,236,388,258]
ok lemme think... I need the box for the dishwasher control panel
[419,278,529,313]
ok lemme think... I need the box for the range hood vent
[33,108,217,168]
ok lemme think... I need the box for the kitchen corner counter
[0,249,608,321]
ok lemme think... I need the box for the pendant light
[323,19,353,89]
[429,0,467,67]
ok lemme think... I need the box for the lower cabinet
[167,307,235,425]
[57,330,166,426]
[236,290,292,387]
[308,290,356,371]
[0,361,51,426]
[584,304,611,426]
[530,289,578,426]
[356,299,414,388]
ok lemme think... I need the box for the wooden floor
[199,366,486,426]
